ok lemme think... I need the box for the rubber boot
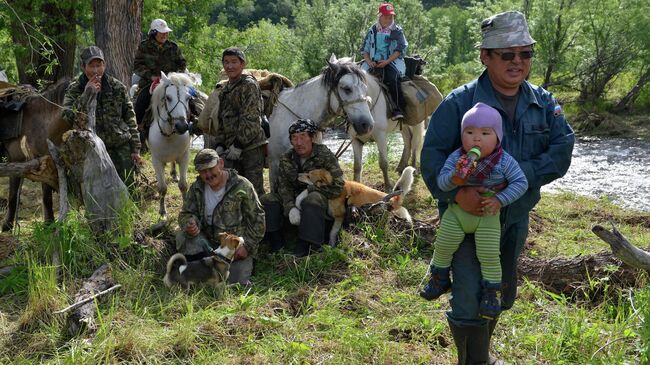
[448,319,490,365]
[266,231,285,252]
[295,203,326,257]
[487,319,507,365]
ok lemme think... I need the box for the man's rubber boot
[487,319,507,365]
[267,231,285,252]
[296,203,326,256]
[419,266,451,300]
[448,319,490,365]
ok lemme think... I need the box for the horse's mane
[151,72,192,107]
[320,61,366,92]
[30,77,71,105]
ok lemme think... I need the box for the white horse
[148,72,193,217]
[267,54,375,191]
[268,54,425,189]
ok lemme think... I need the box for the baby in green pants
[420,102,528,320]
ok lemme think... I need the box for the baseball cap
[150,18,172,33]
[80,46,105,65]
[194,149,220,171]
[377,3,396,16]
[478,11,536,49]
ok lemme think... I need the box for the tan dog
[164,232,243,288]
[296,166,415,246]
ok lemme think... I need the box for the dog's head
[214,232,244,260]
[297,169,333,187]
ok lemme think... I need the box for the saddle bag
[400,75,443,126]
[404,55,427,79]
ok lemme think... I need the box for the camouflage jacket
[278,143,345,215]
[213,74,267,150]
[133,38,186,88]
[178,169,265,256]
[62,73,141,153]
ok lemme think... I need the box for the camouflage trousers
[106,144,137,188]
[226,145,265,196]
[175,230,253,285]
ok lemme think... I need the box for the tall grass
[0,161,649,363]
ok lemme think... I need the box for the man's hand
[366,60,377,68]
[289,207,301,225]
[185,219,200,237]
[131,153,143,166]
[455,186,487,216]
[234,245,248,260]
[226,145,242,160]
[482,196,502,215]
[85,74,101,93]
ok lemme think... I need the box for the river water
[193,133,650,212]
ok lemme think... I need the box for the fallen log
[0,155,58,188]
[592,223,650,271]
[62,263,116,337]
[517,252,640,297]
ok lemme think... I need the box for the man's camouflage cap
[81,46,105,65]
[194,149,220,171]
[478,11,536,49]
[288,118,318,136]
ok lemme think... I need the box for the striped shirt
[437,148,528,207]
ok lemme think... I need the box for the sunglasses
[492,50,534,61]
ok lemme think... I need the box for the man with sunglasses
[421,11,574,364]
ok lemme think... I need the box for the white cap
[150,19,172,33]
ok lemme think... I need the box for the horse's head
[152,72,193,136]
[321,54,374,136]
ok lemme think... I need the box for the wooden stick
[592,222,650,271]
[54,284,122,314]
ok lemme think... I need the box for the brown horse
[1,78,71,231]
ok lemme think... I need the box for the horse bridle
[155,83,190,137]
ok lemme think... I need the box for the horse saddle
[0,83,26,141]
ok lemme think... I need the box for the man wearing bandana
[260,119,344,257]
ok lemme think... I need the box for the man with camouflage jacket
[261,119,345,257]
[212,47,267,196]
[177,149,265,285]
[62,46,142,186]
[133,18,187,127]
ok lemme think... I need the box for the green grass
[0,147,649,364]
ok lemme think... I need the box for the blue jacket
[421,70,575,223]
[360,23,407,76]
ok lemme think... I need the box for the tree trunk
[93,0,144,87]
[612,67,650,113]
[7,0,76,85]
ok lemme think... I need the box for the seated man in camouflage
[62,46,142,187]
[176,149,265,285]
[260,119,345,257]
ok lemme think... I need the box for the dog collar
[212,251,233,263]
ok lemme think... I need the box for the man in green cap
[62,46,142,187]
[176,148,265,285]
[421,11,575,364]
